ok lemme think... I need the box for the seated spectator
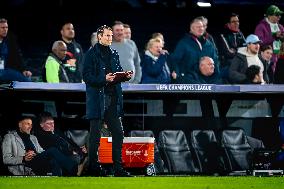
[34,112,87,175]
[190,56,222,84]
[229,34,266,84]
[141,38,171,84]
[2,116,78,176]
[43,40,69,83]
[0,18,32,82]
[245,65,263,84]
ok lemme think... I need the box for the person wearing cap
[255,5,284,72]
[229,34,267,84]
[2,116,78,176]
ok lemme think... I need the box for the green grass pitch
[0,176,283,189]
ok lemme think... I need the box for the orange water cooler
[99,137,156,175]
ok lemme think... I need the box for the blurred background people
[60,22,84,83]
[140,38,170,84]
[0,18,32,82]
[111,21,141,84]
[43,41,69,83]
[123,23,132,40]
[229,34,266,84]
[255,5,284,73]
[218,13,246,82]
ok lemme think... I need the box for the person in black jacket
[0,18,32,82]
[83,25,132,177]
[35,112,87,176]
[60,22,84,83]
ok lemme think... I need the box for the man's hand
[125,71,133,79]
[23,70,32,77]
[106,73,115,82]
[24,150,36,161]
[171,71,177,80]
[67,59,76,66]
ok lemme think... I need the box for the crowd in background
[1,4,284,176]
[1,5,284,86]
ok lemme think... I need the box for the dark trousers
[25,147,77,176]
[88,95,124,171]
[200,98,232,128]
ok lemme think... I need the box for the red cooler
[99,137,156,175]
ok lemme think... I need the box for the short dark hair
[18,115,32,122]
[61,22,73,30]
[260,45,272,52]
[123,23,130,28]
[96,25,112,36]
[38,111,53,124]
[246,65,260,82]
[112,20,124,28]
[228,13,239,22]
[0,18,8,24]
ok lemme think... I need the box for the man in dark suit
[83,25,132,177]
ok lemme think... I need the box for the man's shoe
[114,169,132,177]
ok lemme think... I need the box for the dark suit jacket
[83,43,125,119]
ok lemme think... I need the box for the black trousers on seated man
[88,94,126,175]
[25,147,78,176]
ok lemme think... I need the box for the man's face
[61,23,75,40]
[247,43,260,55]
[261,48,273,62]
[19,119,33,134]
[190,21,205,37]
[55,43,67,60]
[40,118,55,132]
[228,16,240,31]
[200,57,215,76]
[124,27,131,39]
[112,24,124,42]
[0,22,8,39]
[268,14,281,24]
[99,29,113,46]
